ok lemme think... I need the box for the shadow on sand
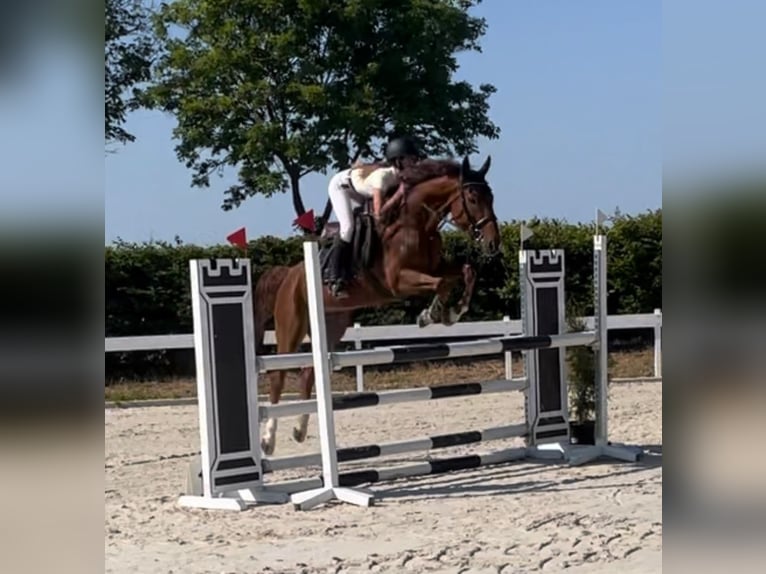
[357,443,662,503]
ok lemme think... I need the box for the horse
[253,155,501,454]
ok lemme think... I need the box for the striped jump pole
[263,423,527,473]
[248,447,534,497]
[254,331,595,373]
[259,378,527,419]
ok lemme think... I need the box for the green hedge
[106,209,661,381]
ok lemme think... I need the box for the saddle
[318,200,380,286]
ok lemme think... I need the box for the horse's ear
[479,155,491,176]
[461,155,471,175]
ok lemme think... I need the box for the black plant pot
[569,419,596,445]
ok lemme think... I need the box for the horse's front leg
[440,263,476,326]
[420,262,476,327]
[386,268,457,327]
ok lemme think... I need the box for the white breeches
[328,170,362,243]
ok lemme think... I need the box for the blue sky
[105,0,662,246]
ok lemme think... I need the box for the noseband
[448,176,496,242]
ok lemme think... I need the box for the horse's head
[448,155,500,253]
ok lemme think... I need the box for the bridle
[432,177,496,242]
[459,178,497,241]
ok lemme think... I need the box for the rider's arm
[380,183,404,215]
[372,187,383,217]
[364,168,393,218]
[378,168,404,215]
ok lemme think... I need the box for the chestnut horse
[254,155,500,454]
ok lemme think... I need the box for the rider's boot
[329,236,351,298]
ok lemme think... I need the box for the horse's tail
[253,265,291,354]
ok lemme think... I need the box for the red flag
[226,227,247,251]
[293,209,316,233]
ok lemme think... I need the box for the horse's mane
[350,157,460,190]
[377,158,462,228]
[398,158,461,188]
[346,157,462,227]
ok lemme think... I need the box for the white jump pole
[289,241,375,510]
[566,234,643,465]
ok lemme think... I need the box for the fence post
[353,322,364,392]
[503,315,513,379]
[653,308,662,378]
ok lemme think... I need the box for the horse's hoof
[417,310,431,328]
[292,427,307,443]
[330,282,350,299]
[260,438,275,456]
[441,308,459,326]
[333,290,349,299]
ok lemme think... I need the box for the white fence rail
[106,309,662,391]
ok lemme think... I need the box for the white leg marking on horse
[293,414,310,442]
[261,417,278,455]
[417,308,433,328]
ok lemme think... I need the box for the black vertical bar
[536,287,562,413]
[212,303,251,453]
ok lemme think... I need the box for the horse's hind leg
[292,311,353,443]
[291,367,314,443]
[261,370,285,455]
[261,274,309,456]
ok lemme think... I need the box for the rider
[326,135,422,298]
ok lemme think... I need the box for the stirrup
[331,280,349,298]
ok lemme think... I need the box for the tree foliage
[140,0,500,219]
[105,0,154,146]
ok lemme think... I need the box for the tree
[105,0,154,146]
[140,0,500,224]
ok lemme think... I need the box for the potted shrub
[565,304,612,445]
[567,336,597,445]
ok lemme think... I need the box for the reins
[420,178,496,241]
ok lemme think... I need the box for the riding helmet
[384,136,420,160]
